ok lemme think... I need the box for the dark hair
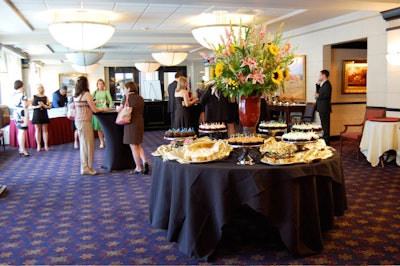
[175,72,183,79]
[321,69,330,78]
[14,80,23,90]
[60,85,67,91]
[125,81,138,93]
[74,76,89,97]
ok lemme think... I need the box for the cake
[258,121,287,131]
[164,128,196,138]
[291,123,323,132]
[199,122,227,132]
[281,131,319,142]
[228,134,265,146]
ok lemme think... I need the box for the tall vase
[238,95,261,135]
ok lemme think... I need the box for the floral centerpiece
[201,23,295,98]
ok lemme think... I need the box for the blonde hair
[175,76,187,92]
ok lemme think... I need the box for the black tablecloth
[94,112,134,172]
[149,153,347,260]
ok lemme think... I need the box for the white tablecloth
[359,120,400,167]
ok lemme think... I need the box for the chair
[291,102,316,124]
[339,107,386,159]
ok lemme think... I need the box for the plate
[260,157,298,165]
[198,129,227,133]
[281,139,318,145]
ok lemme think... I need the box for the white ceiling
[0,0,399,66]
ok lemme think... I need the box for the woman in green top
[92,79,113,148]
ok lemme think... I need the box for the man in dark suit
[315,69,332,145]
[167,72,183,127]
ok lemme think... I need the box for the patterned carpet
[0,130,399,265]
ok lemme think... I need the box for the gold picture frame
[279,55,306,101]
[59,73,87,96]
[342,60,367,94]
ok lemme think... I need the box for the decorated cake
[199,122,227,132]
[281,131,319,142]
[164,128,196,138]
[228,134,265,146]
[291,123,323,132]
[258,121,287,131]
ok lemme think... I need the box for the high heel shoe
[143,162,150,174]
[19,151,31,157]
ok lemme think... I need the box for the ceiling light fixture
[134,62,161,72]
[191,11,250,49]
[152,52,188,66]
[72,63,100,74]
[65,51,104,66]
[49,9,115,50]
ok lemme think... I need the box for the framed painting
[342,60,367,94]
[59,73,87,96]
[279,55,306,101]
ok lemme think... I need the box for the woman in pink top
[73,76,104,175]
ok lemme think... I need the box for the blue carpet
[0,130,399,265]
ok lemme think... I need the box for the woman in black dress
[31,84,51,152]
[174,76,198,129]
[120,81,149,175]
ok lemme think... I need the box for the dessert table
[266,103,306,125]
[359,120,400,167]
[93,111,134,172]
[149,153,347,260]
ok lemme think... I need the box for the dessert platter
[152,137,232,164]
[258,121,287,137]
[164,128,197,145]
[259,137,334,165]
[281,131,320,145]
[198,122,228,139]
[228,134,265,165]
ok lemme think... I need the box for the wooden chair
[339,107,386,159]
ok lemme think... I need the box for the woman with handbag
[73,76,104,175]
[119,81,149,174]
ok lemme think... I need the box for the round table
[149,153,347,260]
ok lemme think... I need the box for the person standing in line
[92,79,113,149]
[174,76,198,129]
[31,84,51,152]
[315,69,332,145]
[73,76,104,175]
[167,72,183,127]
[120,81,149,175]
[13,80,32,157]
[52,86,68,108]
[200,80,235,136]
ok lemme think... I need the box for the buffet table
[9,117,74,149]
[360,120,400,167]
[266,103,306,124]
[93,112,134,172]
[149,153,347,260]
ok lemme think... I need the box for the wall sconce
[386,52,400,66]
[134,62,161,72]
